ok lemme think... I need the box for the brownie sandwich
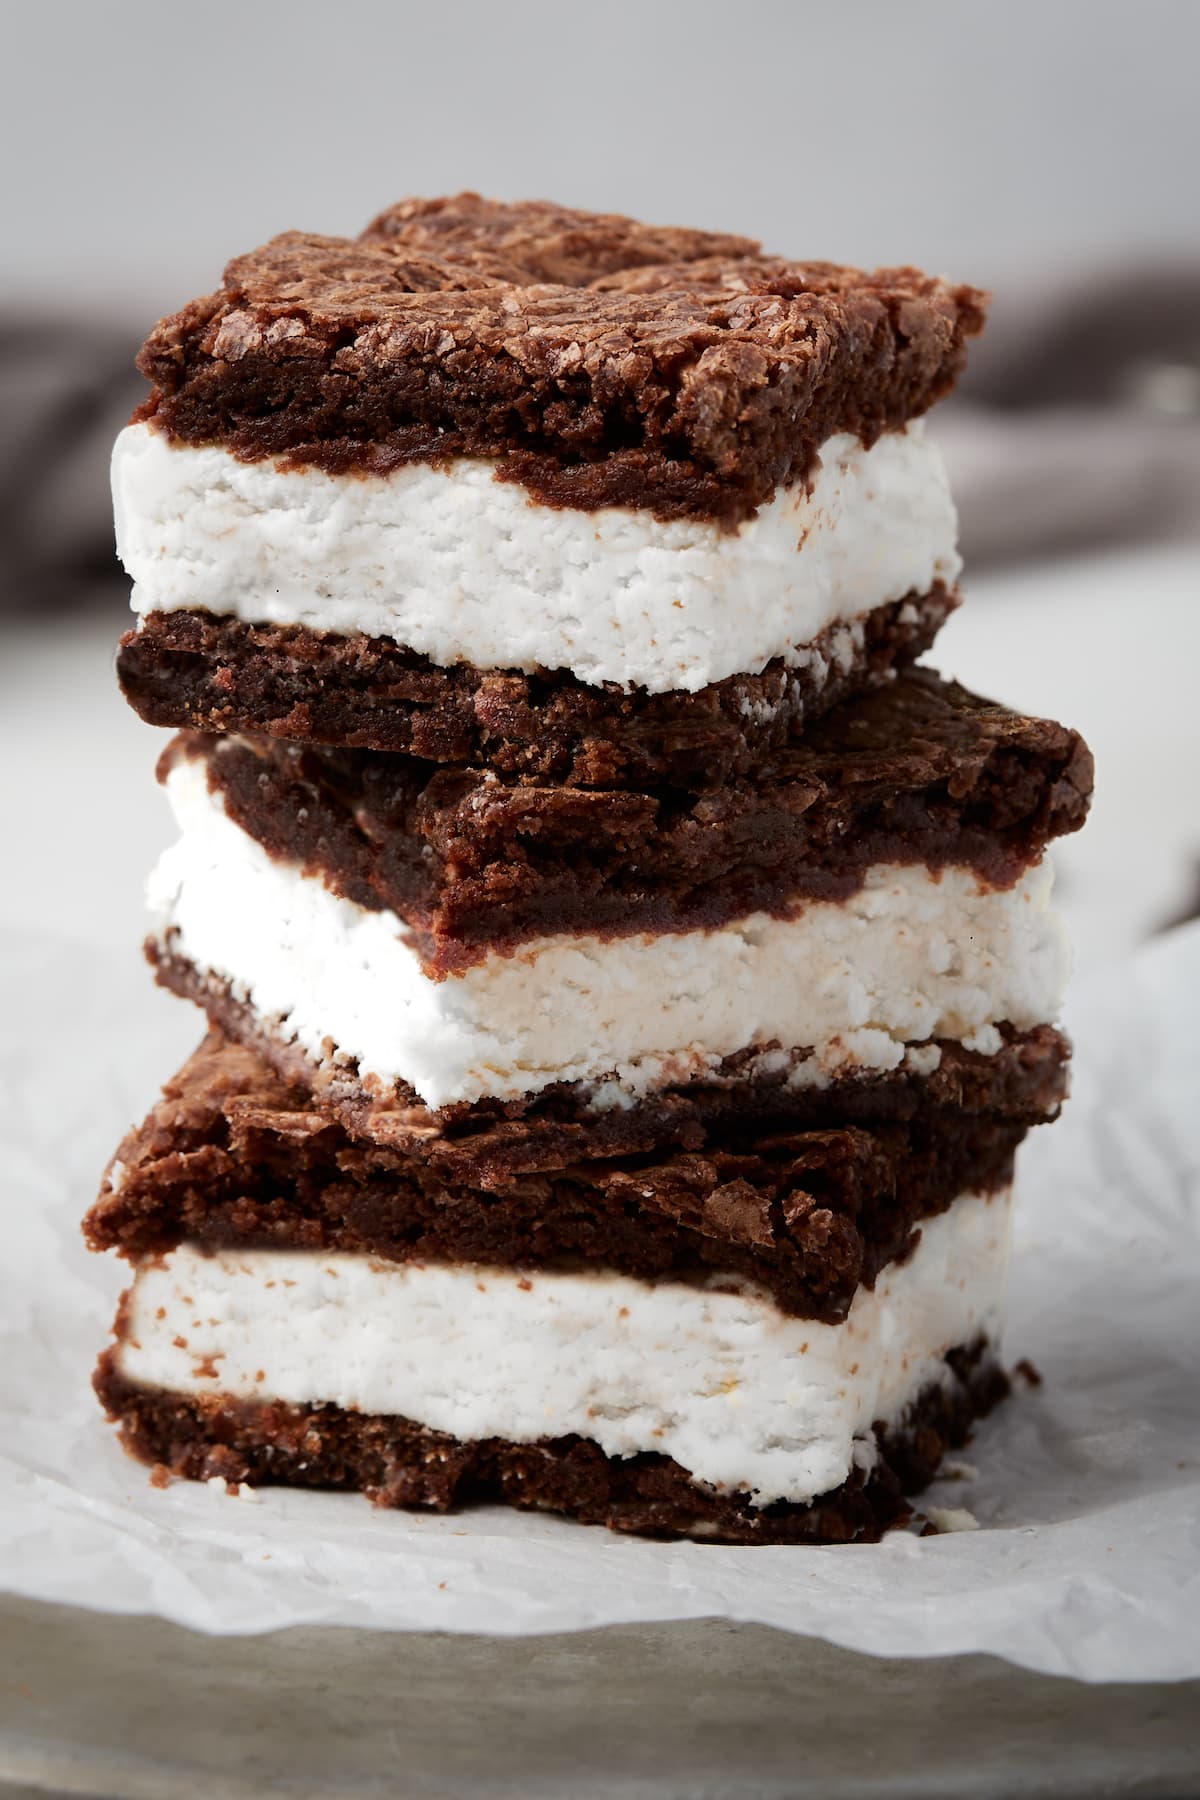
[144,664,1088,1118]
[112,193,982,779]
[90,195,1089,1543]
[92,1046,1019,1544]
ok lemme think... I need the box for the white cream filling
[115,1187,1011,1507]
[149,761,1069,1111]
[113,421,960,693]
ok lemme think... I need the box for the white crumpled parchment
[1,921,1197,1681]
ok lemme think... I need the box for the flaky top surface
[135,193,987,521]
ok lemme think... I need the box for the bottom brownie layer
[149,947,1072,1165]
[117,589,956,786]
[94,1340,1007,1546]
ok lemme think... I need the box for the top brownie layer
[133,193,987,524]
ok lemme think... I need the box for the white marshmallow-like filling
[114,1187,1011,1507]
[113,421,960,694]
[149,761,1069,1112]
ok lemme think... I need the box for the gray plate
[2,1598,1197,1799]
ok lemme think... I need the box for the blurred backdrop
[3,0,1198,976]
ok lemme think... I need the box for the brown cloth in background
[0,316,144,611]
[938,265,1200,567]
[1,266,1198,615]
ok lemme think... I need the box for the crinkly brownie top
[134,193,987,523]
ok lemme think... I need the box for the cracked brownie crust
[133,193,987,524]
[171,666,1094,973]
[118,587,956,778]
[94,1338,1008,1544]
[86,1033,1022,1323]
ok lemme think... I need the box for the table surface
[4,545,1200,1798]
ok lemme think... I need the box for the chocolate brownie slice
[170,667,1093,974]
[117,587,956,780]
[86,1033,1022,1324]
[133,193,987,524]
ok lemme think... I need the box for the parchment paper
[1,922,1197,1681]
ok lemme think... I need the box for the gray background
[4,0,1197,317]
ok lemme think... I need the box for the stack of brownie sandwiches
[87,196,1092,1543]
